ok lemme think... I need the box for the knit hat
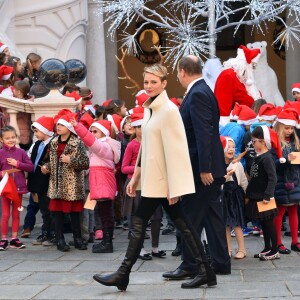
[79,112,94,129]
[260,125,286,163]
[120,115,130,130]
[65,91,82,101]
[130,113,144,127]
[135,90,149,107]
[238,45,261,64]
[82,101,96,116]
[257,103,278,121]
[90,120,111,137]
[57,113,77,135]
[292,83,300,94]
[230,103,242,121]
[102,99,112,107]
[31,116,54,137]
[0,65,13,80]
[276,108,300,128]
[236,105,257,125]
[0,42,8,53]
[220,136,235,152]
[107,114,122,134]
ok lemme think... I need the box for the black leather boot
[172,231,182,256]
[93,216,146,291]
[92,228,114,253]
[172,218,217,288]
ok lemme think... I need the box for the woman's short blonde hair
[143,64,167,81]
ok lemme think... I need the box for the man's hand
[200,172,214,186]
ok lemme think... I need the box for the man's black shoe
[162,267,197,280]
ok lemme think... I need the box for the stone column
[86,0,107,105]
[286,14,300,100]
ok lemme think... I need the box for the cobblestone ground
[0,197,300,300]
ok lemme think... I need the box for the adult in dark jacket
[163,56,230,288]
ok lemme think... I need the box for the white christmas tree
[94,0,300,67]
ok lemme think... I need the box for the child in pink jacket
[71,118,121,254]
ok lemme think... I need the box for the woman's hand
[41,165,50,174]
[200,172,214,186]
[262,199,269,204]
[168,197,179,206]
[7,158,17,167]
[126,177,138,197]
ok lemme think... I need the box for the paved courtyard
[1,197,300,300]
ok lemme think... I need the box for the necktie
[34,142,45,171]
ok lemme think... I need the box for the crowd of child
[0,41,300,265]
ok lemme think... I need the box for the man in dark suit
[163,55,231,287]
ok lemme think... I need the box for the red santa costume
[214,45,261,125]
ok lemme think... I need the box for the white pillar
[286,14,300,100]
[86,0,107,104]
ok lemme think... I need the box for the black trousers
[135,197,207,262]
[38,193,55,237]
[180,181,231,272]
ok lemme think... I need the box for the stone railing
[0,90,81,137]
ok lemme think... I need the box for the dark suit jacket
[27,140,51,194]
[180,79,226,184]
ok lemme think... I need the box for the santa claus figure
[214,45,261,125]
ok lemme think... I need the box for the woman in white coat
[93,64,217,291]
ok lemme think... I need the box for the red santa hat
[90,120,111,137]
[220,136,235,152]
[0,65,13,80]
[57,113,77,135]
[82,101,96,116]
[292,83,300,94]
[260,125,286,163]
[230,103,242,121]
[79,112,94,130]
[238,45,261,64]
[120,115,130,130]
[53,109,73,125]
[276,108,300,128]
[128,106,144,115]
[169,97,180,108]
[31,116,54,137]
[0,42,8,53]
[130,113,144,127]
[236,105,257,125]
[107,114,122,134]
[102,99,112,107]
[0,173,23,211]
[257,103,278,121]
[135,90,149,107]
[65,91,82,101]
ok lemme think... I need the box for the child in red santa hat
[122,112,165,259]
[0,125,34,250]
[221,136,248,259]
[273,108,300,254]
[292,83,300,102]
[245,125,283,261]
[41,112,89,252]
[70,117,121,253]
[27,116,56,246]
